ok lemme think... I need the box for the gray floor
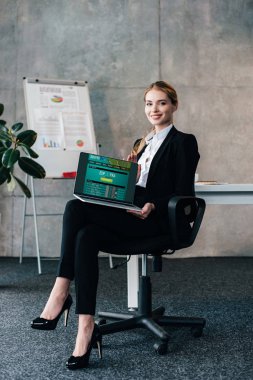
[0,256,252,380]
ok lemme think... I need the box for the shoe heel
[64,307,71,327]
[96,336,103,359]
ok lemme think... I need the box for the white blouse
[136,124,173,188]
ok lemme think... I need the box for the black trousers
[57,197,164,315]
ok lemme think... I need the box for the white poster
[29,82,95,151]
[23,78,97,177]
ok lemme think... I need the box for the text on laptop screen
[84,154,132,201]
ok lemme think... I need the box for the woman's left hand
[127,202,155,219]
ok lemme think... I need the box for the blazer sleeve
[149,134,199,216]
[174,134,199,195]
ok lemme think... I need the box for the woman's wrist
[149,202,155,211]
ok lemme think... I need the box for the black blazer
[134,126,200,232]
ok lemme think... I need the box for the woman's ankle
[40,278,70,319]
[53,277,71,294]
[72,315,94,357]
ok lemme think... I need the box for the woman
[31,81,199,370]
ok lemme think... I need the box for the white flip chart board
[23,78,97,177]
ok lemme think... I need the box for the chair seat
[100,235,171,255]
[100,233,191,256]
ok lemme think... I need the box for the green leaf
[20,144,39,158]
[18,157,46,178]
[4,140,12,148]
[0,119,6,126]
[0,104,4,117]
[13,175,31,198]
[0,165,10,185]
[0,147,7,164]
[0,130,12,142]
[11,122,23,132]
[0,146,7,154]
[2,148,20,168]
[16,130,37,147]
[0,125,8,134]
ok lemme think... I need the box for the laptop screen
[74,153,138,204]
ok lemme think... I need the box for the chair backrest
[167,196,206,250]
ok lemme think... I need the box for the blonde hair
[132,81,178,155]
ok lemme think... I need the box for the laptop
[74,152,142,211]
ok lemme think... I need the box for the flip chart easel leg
[30,177,42,275]
[20,174,28,264]
[109,254,114,269]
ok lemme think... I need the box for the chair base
[97,276,206,354]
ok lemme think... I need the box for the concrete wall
[1,0,253,258]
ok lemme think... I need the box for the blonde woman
[31,81,199,370]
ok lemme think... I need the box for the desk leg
[127,255,139,310]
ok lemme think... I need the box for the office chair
[98,195,206,354]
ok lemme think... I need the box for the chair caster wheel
[154,342,168,355]
[191,327,203,338]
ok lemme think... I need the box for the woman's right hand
[127,153,137,162]
[127,153,141,182]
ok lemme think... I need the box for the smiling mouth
[151,114,162,119]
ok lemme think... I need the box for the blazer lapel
[146,126,178,183]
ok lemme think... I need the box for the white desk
[195,183,253,204]
[127,184,253,309]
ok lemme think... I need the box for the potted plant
[0,102,46,197]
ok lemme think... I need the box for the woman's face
[144,89,177,131]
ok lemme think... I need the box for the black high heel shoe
[66,324,102,370]
[31,294,73,330]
